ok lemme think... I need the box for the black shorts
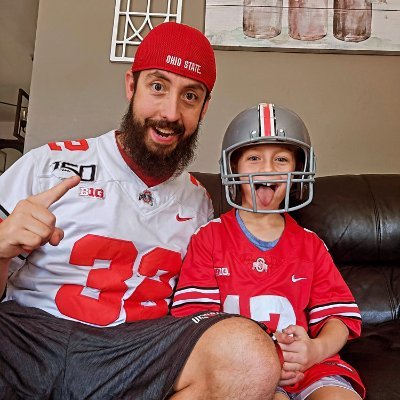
[0,301,234,400]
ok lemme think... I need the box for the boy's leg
[274,394,291,400]
[273,386,292,400]
[307,386,362,400]
[300,376,363,400]
[172,317,281,400]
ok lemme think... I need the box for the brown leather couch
[192,172,400,400]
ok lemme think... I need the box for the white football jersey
[0,131,213,326]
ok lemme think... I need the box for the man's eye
[248,156,259,161]
[152,82,163,91]
[185,92,197,102]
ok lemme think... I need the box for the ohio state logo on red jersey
[79,186,104,199]
[252,257,268,273]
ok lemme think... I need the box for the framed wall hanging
[205,0,400,54]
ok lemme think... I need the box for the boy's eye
[276,154,294,163]
[247,155,260,161]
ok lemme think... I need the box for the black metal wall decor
[0,88,28,154]
[13,88,29,141]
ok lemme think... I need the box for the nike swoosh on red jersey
[176,214,193,222]
[291,275,307,283]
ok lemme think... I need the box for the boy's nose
[260,160,274,173]
[254,161,280,181]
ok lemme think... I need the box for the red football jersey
[172,209,365,397]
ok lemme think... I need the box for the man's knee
[174,316,281,399]
[202,317,281,375]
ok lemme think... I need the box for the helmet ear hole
[290,147,309,203]
[228,148,243,202]
[230,148,243,174]
[295,148,306,172]
[232,185,243,203]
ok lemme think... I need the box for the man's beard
[119,98,200,179]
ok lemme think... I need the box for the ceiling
[0,0,39,122]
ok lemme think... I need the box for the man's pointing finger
[30,175,81,208]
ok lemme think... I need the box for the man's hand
[0,175,80,259]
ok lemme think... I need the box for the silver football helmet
[220,103,316,213]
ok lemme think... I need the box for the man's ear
[200,96,211,120]
[125,69,135,101]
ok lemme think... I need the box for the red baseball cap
[132,22,216,92]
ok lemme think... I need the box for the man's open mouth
[154,127,176,138]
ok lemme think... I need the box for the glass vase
[288,0,328,41]
[333,0,372,42]
[243,0,283,39]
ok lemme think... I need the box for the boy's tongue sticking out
[255,183,276,207]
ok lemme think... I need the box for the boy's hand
[275,324,320,386]
[0,176,80,259]
[275,328,304,386]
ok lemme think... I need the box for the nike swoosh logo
[176,214,193,222]
[292,275,307,283]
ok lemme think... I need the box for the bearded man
[0,23,281,400]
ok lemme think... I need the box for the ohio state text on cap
[132,22,216,92]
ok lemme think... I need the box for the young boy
[171,103,365,399]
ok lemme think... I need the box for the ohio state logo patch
[252,257,268,273]
[138,189,154,206]
[79,186,104,199]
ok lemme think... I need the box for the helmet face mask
[220,103,316,214]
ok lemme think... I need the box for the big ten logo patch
[52,161,96,181]
[79,187,104,200]
[214,267,230,276]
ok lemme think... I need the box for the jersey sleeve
[307,235,362,340]
[171,222,221,317]
[0,149,42,273]
[187,173,214,222]
[207,197,214,221]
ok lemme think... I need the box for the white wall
[0,122,14,139]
